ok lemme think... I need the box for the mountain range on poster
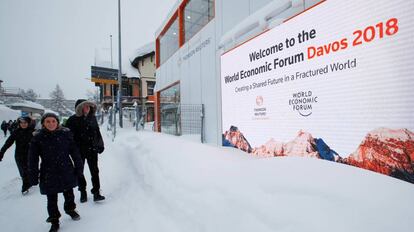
[222,126,414,184]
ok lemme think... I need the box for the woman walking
[0,117,34,194]
[28,113,83,232]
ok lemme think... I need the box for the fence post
[201,104,205,143]
[113,104,116,140]
[135,102,139,131]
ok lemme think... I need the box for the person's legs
[77,155,88,203]
[77,156,87,193]
[15,156,30,192]
[46,194,61,222]
[63,189,76,213]
[63,189,80,220]
[86,152,100,194]
[86,152,105,201]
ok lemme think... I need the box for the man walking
[66,99,105,203]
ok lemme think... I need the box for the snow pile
[0,104,21,121]
[131,42,154,59]
[0,126,413,232]
[8,100,45,110]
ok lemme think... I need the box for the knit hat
[75,99,86,109]
[18,116,31,124]
[41,113,60,125]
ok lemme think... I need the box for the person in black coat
[28,113,83,232]
[66,99,105,203]
[1,120,8,137]
[0,116,34,193]
[7,120,13,134]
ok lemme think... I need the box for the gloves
[0,151,4,161]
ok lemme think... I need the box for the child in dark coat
[28,113,84,232]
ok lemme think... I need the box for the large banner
[220,0,414,184]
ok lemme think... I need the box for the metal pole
[117,0,123,128]
[110,35,113,68]
[141,79,145,129]
[113,105,116,139]
[135,103,139,131]
[110,34,115,131]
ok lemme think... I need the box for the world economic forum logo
[288,91,318,117]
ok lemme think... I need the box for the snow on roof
[219,0,299,51]
[130,42,155,59]
[155,0,181,37]
[0,104,21,121]
[9,100,45,110]
[128,42,156,79]
[94,47,140,78]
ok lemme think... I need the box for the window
[184,0,214,42]
[156,0,215,67]
[147,81,155,96]
[160,83,180,135]
[159,15,179,64]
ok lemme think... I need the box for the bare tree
[19,88,39,102]
[86,88,100,104]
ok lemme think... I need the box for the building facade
[154,0,322,144]
[131,44,156,122]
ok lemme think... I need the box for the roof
[9,100,45,110]
[131,42,155,59]
[94,47,140,78]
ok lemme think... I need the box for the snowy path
[0,127,414,232]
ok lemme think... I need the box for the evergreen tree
[49,84,66,115]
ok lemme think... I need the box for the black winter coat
[1,121,8,131]
[28,127,83,195]
[0,127,34,160]
[66,114,104,155]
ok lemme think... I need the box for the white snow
[0,104,21,122]
[43,108,60,116]
[219,0,292,51]
[95,47,139,78]
[131,42,154,60]
[8,100,45,110]
[0,123,413,232]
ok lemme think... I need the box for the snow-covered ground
[0,123,413,232]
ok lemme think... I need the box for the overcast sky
[0,0,176,99]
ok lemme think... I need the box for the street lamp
[117,0,123,128]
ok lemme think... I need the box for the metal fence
[161,104,204,142]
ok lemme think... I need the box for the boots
[93,192,105,202]
[66,210,80,221]
[49,222,59,232]
[21,184,31,195]
[46,218,59,232]
[80,191,87,203]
